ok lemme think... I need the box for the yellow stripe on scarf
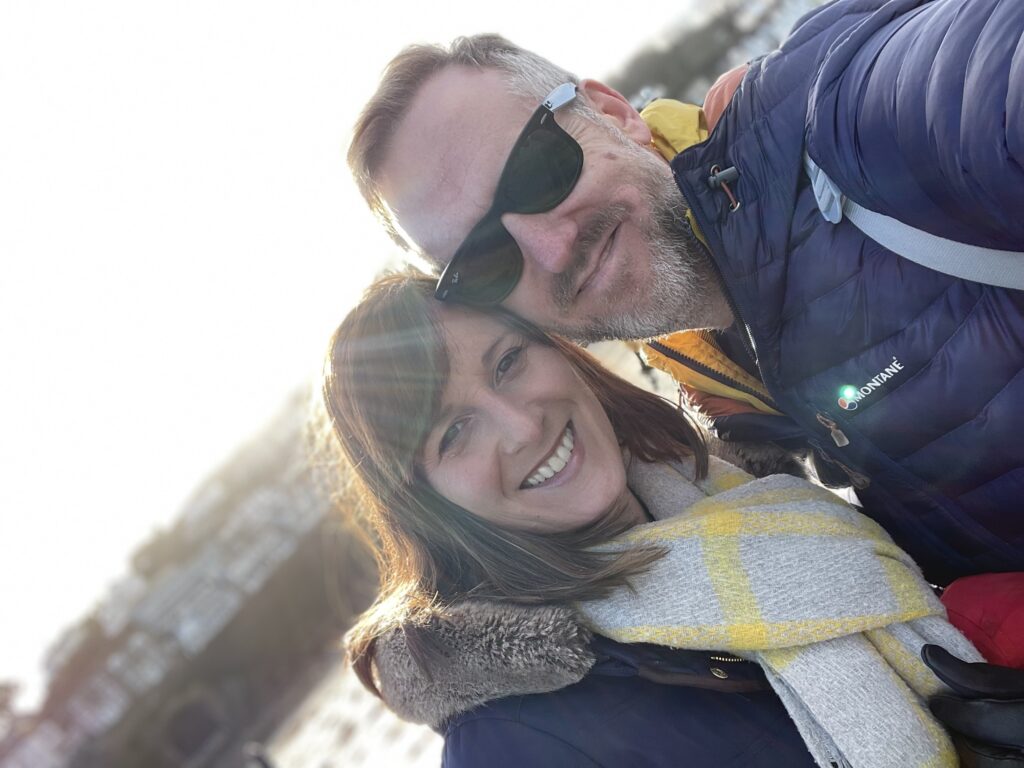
[610,617,940,652]
[609,484,939,650]
[867,630,944,699]
[879,559,935,621]
[860,634,958,768]
[700,509,769,647]
[698,462,752,494]
[621,492,894,544]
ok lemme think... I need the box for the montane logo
[837,357,905,411]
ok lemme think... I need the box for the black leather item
[923,645,1024,700]
[922,644,1024,766]
[948,734,1024,768]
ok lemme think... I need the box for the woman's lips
[521,422,584,491]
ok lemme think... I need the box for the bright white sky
[0,0,699,709]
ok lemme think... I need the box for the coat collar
[372,600,595,728]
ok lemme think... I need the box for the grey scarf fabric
[578,456,982,768]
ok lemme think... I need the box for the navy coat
[441,637,816,768]
[670,0,1024,584]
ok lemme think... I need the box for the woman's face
[418,306,643,533]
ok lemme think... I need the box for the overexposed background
[0,0,708,710]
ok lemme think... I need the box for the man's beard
[548,139,722,343]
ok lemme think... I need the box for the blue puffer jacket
[670,0,1024,584]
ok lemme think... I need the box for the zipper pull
[841,464,871,490]
[816,412,849,447]
[708,165,741,211]
[809,441,871,490]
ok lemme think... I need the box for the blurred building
[1,719,71,768]
[105,631,178,696]
[96,575,148,638]
[1,390,346,768]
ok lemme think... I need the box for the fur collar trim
[373,600,594,728]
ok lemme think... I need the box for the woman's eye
[439,420,464,456]
[495,345,524,382]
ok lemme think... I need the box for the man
[348,0,1024,586]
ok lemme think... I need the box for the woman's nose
[487,393,543,455]
[501,209,578,276]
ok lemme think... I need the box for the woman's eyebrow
[481,331,513,369]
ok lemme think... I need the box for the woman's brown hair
[322,271,707,695]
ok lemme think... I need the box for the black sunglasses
[434,83,583,306]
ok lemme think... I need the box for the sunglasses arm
[543,83,578,112]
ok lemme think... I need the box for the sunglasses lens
[437,100,582,306]
[502,127,582,213]
[444,221,523,306]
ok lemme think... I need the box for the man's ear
[578,79,652,145]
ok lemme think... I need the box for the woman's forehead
[437,305,510,370]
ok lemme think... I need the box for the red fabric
[703,65,747,131]
[942,572,1024,668]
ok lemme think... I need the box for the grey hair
[348,34,597,250]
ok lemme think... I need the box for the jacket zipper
[707,256,761,382]
[677,165,867,485]
[646,339,778,410]
[815,412,850,448]
[674,184,764,386]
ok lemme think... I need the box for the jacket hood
[373,600,595,728]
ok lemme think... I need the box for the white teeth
[524,425,575,488]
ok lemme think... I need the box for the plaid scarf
[579,457,982,768]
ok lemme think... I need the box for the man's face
[377,67,719,341]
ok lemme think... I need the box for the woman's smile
[521,422,583,489]
[420,305,635,533]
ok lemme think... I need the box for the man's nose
[501,209,578,275]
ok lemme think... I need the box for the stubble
[556,138,723,343]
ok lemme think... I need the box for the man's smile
[575,222,621,299]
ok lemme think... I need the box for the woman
[321,272,982,768]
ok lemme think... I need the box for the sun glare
[0,0,698,710]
